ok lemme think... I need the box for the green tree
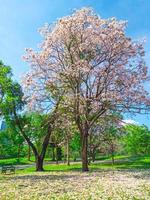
[0,125,25,160]
[123,125,150,155]
[0,61,60,171]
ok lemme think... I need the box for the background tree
[0,61,26,160]
[70,131,81,162]
[0,126,25,159]
[88,113,123,163]
[51,112,77,165]
[102,125,122,164]
[50,128,64,164]
[122,124,150,155]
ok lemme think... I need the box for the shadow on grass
[12,166,150,182]
[12,173,81,181]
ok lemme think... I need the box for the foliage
[23,112,48,153]
[0,127,25,159]
[123,124,150,155]
[70,131,81,160]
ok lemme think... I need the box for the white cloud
[120,119,138,126]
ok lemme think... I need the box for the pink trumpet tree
[23,8,150,171]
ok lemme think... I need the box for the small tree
[51,112,76,165]
[88,113,123,163]
[102,125,122,164]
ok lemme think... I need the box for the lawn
[0,157,33,166]
[1,155,150,173]
[14,155,150,173]
[0,155,150,199]
[0,156,51,166]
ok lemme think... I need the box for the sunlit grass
[0,157,34,166]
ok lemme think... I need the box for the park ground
[0,155,150,199]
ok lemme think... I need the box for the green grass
[0,157,34,166]
[18,163,82,174]
[0,156,55,166]
[1,155,150,174]
[14,155,150,174]
[93,155,150,170]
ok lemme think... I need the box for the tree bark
[81,131,89,171]
[66,137,70,166]
[92,149,96,162]
[112,154,115,165]
[36,124,52,171]
[88,134,92,165]
[36,156,44,171]
[40,124,52,161]
[28,144,31,161]
[52,147,55,161]
[110,143,115,165]
[17,144,21,162]
[56,146,58,164]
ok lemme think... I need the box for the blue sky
[0,0,150,127]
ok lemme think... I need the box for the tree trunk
[81,132,89,171]
[28,145,31,161]
[92,149,96,162]
[111,143,115,165]
[112,154,115,165]
[37,124,52,170]
[56,147,59,164]
[17,144,21,162]
[52,147,55,161]
[88,134,92,165]
[66,137,70,166]
[36,156,44,171]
